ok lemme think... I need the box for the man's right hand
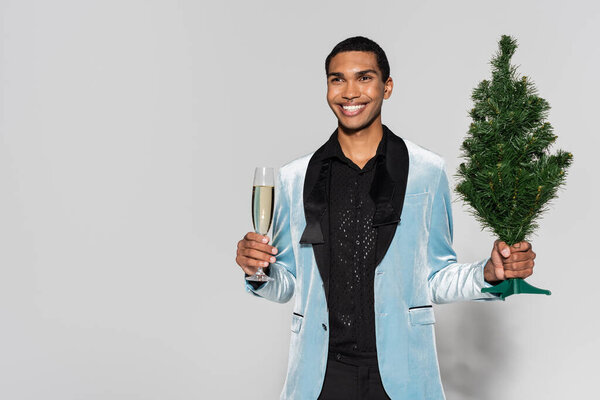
[236,232,278,275]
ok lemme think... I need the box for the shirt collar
[321,127,388,163]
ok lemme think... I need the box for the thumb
[491,240,510,280]
[497,240,511,258]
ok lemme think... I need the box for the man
[235,37,536,400]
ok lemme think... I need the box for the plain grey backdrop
[1,0,598,399]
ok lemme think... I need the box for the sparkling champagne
[252,185,274,235]
[246,167,275,283]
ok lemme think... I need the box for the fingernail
[263,261,269,266]
[501,249,510,257]
[272,248,278,254]
[262,237,268,243]
[270,257,276,262]
[514,242,521,248]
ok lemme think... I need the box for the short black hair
[325,36,390,82]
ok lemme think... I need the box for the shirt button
[336,353,342,360]
[322,323,327,331]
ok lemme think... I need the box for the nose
[342,80,359,101]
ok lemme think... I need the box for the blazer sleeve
[427,160,503,303]
[243,168,296,303]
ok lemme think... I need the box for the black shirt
[327,130,386,356]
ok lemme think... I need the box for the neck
[336,117,384,168]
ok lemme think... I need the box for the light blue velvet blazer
[244,126,501,399]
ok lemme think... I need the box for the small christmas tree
[455,35,573,299]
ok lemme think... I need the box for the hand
[235,232,278,275]
[484,240,536,284]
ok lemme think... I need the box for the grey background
[1,0,597,399]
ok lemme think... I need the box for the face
[326,51,393,132]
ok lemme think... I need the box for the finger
[491,240,505,280]
[237,245,275,265]
[504,267,533,279]
[504,250,536,263]
[503,259,535,272]
[496,240,511,258]
[241,248,277,263]
[238,255,270,270]
[510,241,532,252]
[244,240,278,255]
[244,232,270,243]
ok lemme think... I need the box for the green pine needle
[455,35,573,245]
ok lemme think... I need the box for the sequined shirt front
[328,133,386,356]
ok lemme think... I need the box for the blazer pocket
[408,306,435,325]
[291,313,303,333]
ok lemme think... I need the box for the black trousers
[317,351,392,400]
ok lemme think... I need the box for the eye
[359,75,372,81]
[330,77,342,83]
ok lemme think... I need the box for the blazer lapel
[299,132,335,302]
[371,125,410,267]
[299,125,410,303]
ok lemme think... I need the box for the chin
[337,115,377,133]
[339,121,367,132]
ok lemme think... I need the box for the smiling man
[235,36,536,400]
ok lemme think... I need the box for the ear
[383,76,393,99]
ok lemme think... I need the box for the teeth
[342,104,365,111]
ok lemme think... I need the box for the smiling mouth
[339,103,367,116]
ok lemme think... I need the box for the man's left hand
[484,240,536,284]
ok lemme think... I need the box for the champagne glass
[246,167,275,282]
